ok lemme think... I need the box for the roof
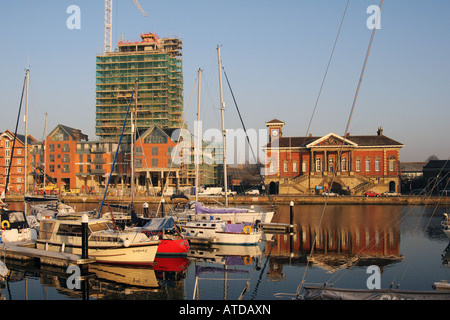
[48,124,88,141]
[265,133,404,149]
[265,119,285,126]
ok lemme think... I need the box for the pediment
[306,133,357,148]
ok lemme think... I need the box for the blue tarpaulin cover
[141,216,176,231]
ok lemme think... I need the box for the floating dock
[0,241,95,267]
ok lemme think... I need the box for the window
[365,159,371,172]
[49,154,55,162]
[151,158,158,167]
[49,165,55,173]
[269,161,275,174]
[389,160,395,172]
[283,161,289,173]
[356,159,361,172]
[375,159,380,172]
[49,144,54,152]
[17,167,22,173]
[302,161,307,173]
[328,158,334,172]
[293,160,298,173]
[341,158,347,171]
[315,158,321,172]
[17,149,22,155]
[5,149,10,157]
[5,140,10,148]
[17,159,22,164]
[151,147,158,156]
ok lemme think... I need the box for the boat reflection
[189,243,265,300]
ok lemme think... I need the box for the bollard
[81,214,89,259]
[290,201,294,227]
[143,202,149,218]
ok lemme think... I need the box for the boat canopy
[194,202,248,214]
[141,216,176,232]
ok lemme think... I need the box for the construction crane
[104,0,147,54]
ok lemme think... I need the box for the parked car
[364,191,380,197]
[322,191,339,197]
[409,189,426,195]
[382,191,400,197]
[245,189,260,195]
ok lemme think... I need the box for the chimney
[377,126,383,136]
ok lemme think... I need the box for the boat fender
[243,226,252,234]
[243,256,253,265]
[123,239,130,247]
[1,220,10,230]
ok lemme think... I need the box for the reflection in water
[0,203,448,299]
[266,205,404,274]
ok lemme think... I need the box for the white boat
[441,213,450,239]
[182,220,262,245]
[171,201,274,224]
[0,210,38,243]
[36,216,160,265]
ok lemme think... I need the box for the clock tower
[265,119,285,143]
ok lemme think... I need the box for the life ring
[1,220,10,230]
[243,256,253,265]
[243,225,252,234]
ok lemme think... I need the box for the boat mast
[131,79,138,208]
[43,112,47,192]
[195,68,202,204]
[24,68,29,196]
[217,46,228,207]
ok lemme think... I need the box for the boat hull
[156,239,190,256]
[36,241,159,265]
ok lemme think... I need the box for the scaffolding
[95,33,184,140]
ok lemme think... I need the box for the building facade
[95,33,184,140]
[263,119,404,195]
[0,130,35,194]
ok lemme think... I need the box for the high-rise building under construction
[95,33,183,140]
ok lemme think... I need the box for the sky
[0,0,449,162]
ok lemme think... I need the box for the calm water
[1,202,449,300]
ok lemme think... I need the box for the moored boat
[36,216,160,265]
[182,220,262,245]
[0,209,38,243]
[131,216,190,256]
[169,201,274,224]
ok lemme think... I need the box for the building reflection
[265,205,404,275]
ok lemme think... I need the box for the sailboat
[168,51,274,225]
[96,80,189,257]
[1,69,38,243]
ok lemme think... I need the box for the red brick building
[0,130,36,194]
[263,119,404,195]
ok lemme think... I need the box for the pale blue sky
[0,0,449,161]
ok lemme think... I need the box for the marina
[0,202,449,301]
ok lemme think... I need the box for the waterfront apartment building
[263,119,404,195]
[95,33,184,140]
[27,123,219,196]
[0,130,36,194]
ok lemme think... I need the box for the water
[1,203,449,301]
